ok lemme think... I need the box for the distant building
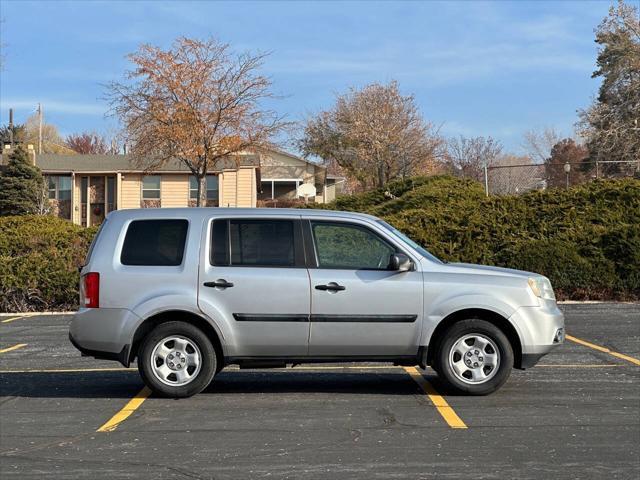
[1,146,342,226]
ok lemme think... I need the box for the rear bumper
[509,303,565,369]
[69,308,140,366]
[68,332,130,366]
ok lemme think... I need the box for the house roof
[0,145,326,175]
[34,153,260,173]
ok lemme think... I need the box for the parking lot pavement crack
[1,452,215,479]
[0,431,97,457]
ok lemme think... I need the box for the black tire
[138,321,217,398]
[434,319,513,395]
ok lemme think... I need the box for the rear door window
[121,219,188,266]
[211,219,298,267]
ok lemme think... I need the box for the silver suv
[70,208,564,397]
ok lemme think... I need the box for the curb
[0,312,75,317]
[557,301,639,305]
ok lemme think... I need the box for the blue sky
[0,0,611,153]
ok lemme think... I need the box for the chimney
[27,144,36,165]
[8,108,14,146]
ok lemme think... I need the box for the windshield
[377,220,443,264]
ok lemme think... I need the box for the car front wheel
[435,319,513,395]
[138,321,216,398]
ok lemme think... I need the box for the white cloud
[0,99,107,116]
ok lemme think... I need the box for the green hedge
[0,177,637,312]
[312,176,640,300]
[0,216,97,312]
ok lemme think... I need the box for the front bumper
[509,302,565,369]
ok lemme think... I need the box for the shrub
[1,177,637,311]
[317,176,640,300]
[0,216,97,312]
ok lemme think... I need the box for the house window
[47,176,72,200]
[258,179,301,201]
[48,177,56,199]
[189,175,219,201]
[142,175,161,199]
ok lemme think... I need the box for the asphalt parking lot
[1,304,638,479]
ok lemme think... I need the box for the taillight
[83,272,100,308]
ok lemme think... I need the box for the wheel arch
[128,310,225,369]
[426,308,524,369]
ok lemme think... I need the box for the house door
[80,176,116,227]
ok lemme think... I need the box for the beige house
[1,146,340,227]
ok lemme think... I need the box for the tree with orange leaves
[107,37,288,206]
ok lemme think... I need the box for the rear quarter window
[84,218,108,265]
[121,219,189,266]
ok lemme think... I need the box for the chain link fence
[484,160,640,196]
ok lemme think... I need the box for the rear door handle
[315,282,346,292]
[204,279,234,289]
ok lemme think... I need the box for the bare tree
[23,114,74,154]
[106,37,288,206]
[65,132,109,154]
[521,127,563,164]
[35,179,51,216]
[299,81,442,190]
[445,135,503,181]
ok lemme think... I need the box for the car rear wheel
[434,319,513,395]
[138,321,216,398]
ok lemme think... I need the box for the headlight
[528,277,556,300]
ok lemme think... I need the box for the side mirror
[389,253,413,272]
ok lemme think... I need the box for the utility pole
[37,103,43,154]
[483,164,489,197]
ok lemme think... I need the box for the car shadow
[0,369,447,399]
[206,370,420,395]
[0,370,143,399]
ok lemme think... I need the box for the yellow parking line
[404,366,467,429]
[97,387,151,432]
[566,334,640,366]
[0,367,135,374]
[0,343,27,354]
[537,364,621,368]
[287,365,400,370]
[1,314,36,324]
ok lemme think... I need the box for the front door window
[311,222,396,270]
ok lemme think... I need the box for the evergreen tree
[0,146,46,216]
[578,1,640,164]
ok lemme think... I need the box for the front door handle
[204,279,234,289]
[315,282,346,292]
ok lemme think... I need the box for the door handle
[204,279,234,289]
[315,282,346,292]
